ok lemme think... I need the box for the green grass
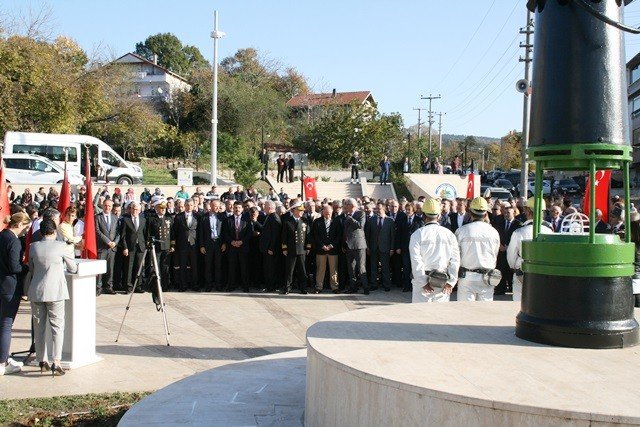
[0,391,151,426]
[141,163,174,185]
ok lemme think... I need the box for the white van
[3,153,85,185]
[3,131,143,184]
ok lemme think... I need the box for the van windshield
[102,151,124,167]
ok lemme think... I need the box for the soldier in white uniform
[409,198,460,302]
[507,197,553,302]
[455,197,501,301]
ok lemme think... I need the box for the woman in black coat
[0,212,31,375]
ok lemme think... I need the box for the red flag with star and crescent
[303,176,318,200]
[583,170,611,223]
[82,154,98,259]
[466,160,475,199]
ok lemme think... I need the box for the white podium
[59,259,106,369]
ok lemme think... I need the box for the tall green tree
[135,33,208,77]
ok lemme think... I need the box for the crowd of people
[1,180,639,376]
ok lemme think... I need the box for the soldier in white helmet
[507,196,553,302]
[409,198,460,302]
[455,197,501,301]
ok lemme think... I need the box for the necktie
[106,215,110,231]
[378,218,382,230]
[133,216,138,230]
[505,220,510,232]
[325,220,330,234]
[408,217,412,227]
[235,217,240,239]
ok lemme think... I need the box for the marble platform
[305,302,640,426]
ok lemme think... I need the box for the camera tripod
[115,242,171,346]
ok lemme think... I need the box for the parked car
[3,153,85,185]
[486,187,512,202]
[493,178,516,193]
[516,180,551,197]
[553,179,581,195]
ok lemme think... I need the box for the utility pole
[420,94,441,157]
[413,107,427,158]
[519,10,533,196]
[437,112,446,152]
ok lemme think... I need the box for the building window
[633,95,640,116]
[632,63,640,85]
[634,128,640,147]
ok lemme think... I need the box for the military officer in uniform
[281,202,311,294]
[146,197,174,292]
[507,197,553,302]
[455,197,501,301]
[409,198,460,303]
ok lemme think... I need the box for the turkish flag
[82,155,98,259]
[583,170,611,223]
[467,160,475,200]
[57,168,71,214]
[0,164,11,227]
[303,176,318,200]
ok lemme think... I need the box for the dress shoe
[104,287,116,295]
[332,289,341,294]
[364,289,370,295]
[281,287,291,295]
[300,289,308,295]
[243,287,250,293]
[370,286,378,291]
[313,289,322,294]
[344,289,357,294]
[134,288,145,293]
[402,288,411,293]
[96,288,102,297]
[384,287,390,292]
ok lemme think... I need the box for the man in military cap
[409,198,460,303]
[146,197,174,291]
[281,201,311,294]
[455,197,501,301]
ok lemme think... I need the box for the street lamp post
[210,11,226,186]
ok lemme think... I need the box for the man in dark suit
[492,202,521,295]
[170,198,199,291]
[312,204,341,293]
[595,209,612,234]
[396,202,424,292]
[449,198,471,233]
[223,201,252,292]
[259,200,282,292]
[343,198,369,294]
[281,202,311,294]
[198,199,224,291]
[387,199,405,288]
[287,154,295,183]
[119,201,147,294]
[365,202,395,291]
[95,199,120,295]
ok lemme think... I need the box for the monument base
[306,302,640,426]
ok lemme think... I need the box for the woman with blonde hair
[0,212,31,375]
[58,206,82,258]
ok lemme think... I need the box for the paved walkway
[0,290,409,399]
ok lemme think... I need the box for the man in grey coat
[365,202,395,292]
[25,219,78,375]
[342,198,369,294]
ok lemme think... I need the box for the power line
[435,0,498,91]
[446,0,521,98]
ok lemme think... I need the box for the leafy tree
[295,103,404,169]
[499,131,522,169]
[233,149,262,188]
[135,33,208,77]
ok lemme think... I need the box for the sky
[4,0,640,139]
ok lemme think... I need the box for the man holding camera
[408,198,460,302]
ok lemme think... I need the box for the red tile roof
[286,91,374,108]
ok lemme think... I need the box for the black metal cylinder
[529,0,629,147]
[516,273,639,348]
